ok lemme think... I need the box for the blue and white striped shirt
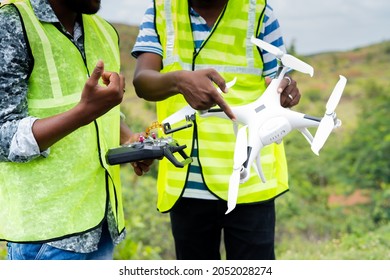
[131,2,286,200]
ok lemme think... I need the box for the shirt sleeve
[0,5,49,162]
[260,4,286,77]
[131,2,163,58]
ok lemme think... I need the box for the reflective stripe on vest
[154,0,289,212]
[0,0,124,242]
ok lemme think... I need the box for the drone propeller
[311,75,347,155]
[325,75,347,114]
[226,125,248,214]
[250,36,314,77]
[251,36,284,57]
[217,77,237,94]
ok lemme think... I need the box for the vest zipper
[59,21,118,229]
[191,3,228,70]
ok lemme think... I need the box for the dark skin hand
[34,0,124,150]
[120,121,153,176]
[266,76,301,108]
[133,53,301,118]
[32,60,152,175]
[32,60,124,150]
[133,53,236,120]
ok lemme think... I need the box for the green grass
[277,223,390,260]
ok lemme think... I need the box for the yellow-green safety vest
[0,0,124,242]
[155,0,289,212]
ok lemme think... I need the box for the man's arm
[32,61,125,151]
[0,5,37,162]
[1,7,124,160]
[133,52,236,120]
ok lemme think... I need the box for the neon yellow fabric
[0,0,124,242]
[155,0,289,212]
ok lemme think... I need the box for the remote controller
[106,137,192,168]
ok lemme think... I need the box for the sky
[98,0,390,55]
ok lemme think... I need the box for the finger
[292,91,301,106]
[281,87,294,104]
[131,162,143,176]
[214,95,236,121]
[88,60,104,86]
[265,76,272,86]
[141,159,154,166]
[137,162,151,173]
[278,76,291,93]
[134,167,143,176]
[208,71,227,93]
[281,98,292,108]
[101,72,110,86]
[102,71,121,91]
[120,74,126,94]
[281,88,299,108]
[128,132,141,144]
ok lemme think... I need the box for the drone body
[162,36,347,213]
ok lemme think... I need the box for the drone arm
[244,134,266,183]
[275,65,289,80]
[255,155,267,183]
[298,128,314,145]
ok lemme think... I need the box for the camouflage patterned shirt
[0,0,124,253]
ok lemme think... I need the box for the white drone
[162,36,347,214]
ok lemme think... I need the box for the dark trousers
[169,197,276,260]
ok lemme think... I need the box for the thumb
[265,76,272,86]
[89,60,104,85]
